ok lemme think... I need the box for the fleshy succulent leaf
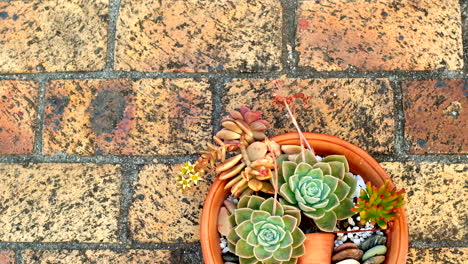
[236,220,254,240]
[235,208,254,224]
[236,239,255,258]
[291,244,305,257]
[314,211,337,232]
[304,208,325,219]
[273,246,292,261]
[247,196,265,210]
[291,228,306,248]
[323,175,339,192]
[333,198,356,220]
[282,161,297,183]
[279,231,293,248]
[239,257,257,264]
[328,161,346,179]
[294,162,313,176]
[334,179,351,201]
[323,155,349,172]
[295,150,317,165]
[280,184,297,204]
[312,162,332,175]
[254,246,273,261]
[238,196,250,209]
[343,173,358,199]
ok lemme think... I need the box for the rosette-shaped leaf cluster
[278,149,357,232]
[351,180,405,229]
[227,196,306,264]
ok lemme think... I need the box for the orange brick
[403,79,467,154]
[0,250,14,264]
[43,79,212,156]
[115,0,282,72]
[0,80,38,154]
[0,0,108,73]
[296,0,464,71]
[224,78,395,154]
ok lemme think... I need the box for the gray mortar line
[105,0,122,72]
[15,250,22,264]
[281,0,299,72]
[410,240,468,249]
[374,154,468,164]
[0,69,466,82]
[210,79,224,136]
[0,154,199,165]
[33,80,46,156]
[0,242,200,251]
[461,0,468,75]
[390,79,409,156]
[117,164,139,244]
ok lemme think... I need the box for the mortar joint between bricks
[104,0,122,72]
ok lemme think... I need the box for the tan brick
[224,78,395,153]
[0,163,121,242]
[23,250,173,264]
[0,0,108,73]
[43,79,212,156]
[129,164,211,242]
[115,0,282,72]
[0,80,39,155]
[0,250,14,264]
[296,0,464,71]
[403,79,467,154]
[408,248,467,264]
[382,162,467,241]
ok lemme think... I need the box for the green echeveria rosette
[278,150,357,232]
[227,196,306,264]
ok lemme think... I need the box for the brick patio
[0,0,466,263]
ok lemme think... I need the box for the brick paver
[115,0,282,72]
[0,80,39,155]
[382,162,467,241]
[0,250,14,264]
[43,79,212,156]
[0,163,121,242]
[403,79,467,154]
[408,248,467,264]
[129,164,210,243]
[23,250,173,264]
[224,78,395,153]
[296,0,464,71]
[0,0,108,73]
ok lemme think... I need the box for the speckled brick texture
[382,162,467,241]
[0,0,108,73]
[43,79,212,156]
[22,250,176,264]
[408,248,467,264]
[0,80,38,155]
[115,0,282,72]
[0,250,14,264]
[224,78,395,154]
[403,79,467,154]
[129,164,211,243]
[0,163,121,242]
[296,0,464,71]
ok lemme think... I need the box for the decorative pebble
[361,235,387,251]
[332,248,363,262]
[334,242,359,253]
[362,245,387,261]
[336,259,360,264]
[222,253,239,262]
[348,217,355,226]
[363,255,386,264]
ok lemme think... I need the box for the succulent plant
[351,180,405,229]
[278,148,357,232]
[227,196,306,264]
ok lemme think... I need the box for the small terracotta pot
[200,132,408,264]
[298,233,335,264]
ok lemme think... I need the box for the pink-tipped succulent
[351,180,405,229]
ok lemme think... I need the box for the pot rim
[200,132,408,264]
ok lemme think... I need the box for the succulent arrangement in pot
[178,94,408,264]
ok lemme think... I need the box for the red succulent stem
[332,228,382,234]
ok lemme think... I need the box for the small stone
[334,242,359,253]
[336,259,360,264]
[362,245,387,261]
[332,248,363,262]
[363,255,386,264]
[222,253,238,262]
[348,217,355,226]
[361,235,387,251]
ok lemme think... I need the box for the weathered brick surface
[296,0,464,71]
[408,248,467,264]
[0,80,39,155]
[43,79,212,156]
[0,163,121,242]
[382,162,467,241]
[0,250,14,264]
[403,79,467,154]
[224,78,395,153]
[23,250,174,264]
[115,0,282,72]
[0,0,108,73]
[129,164,211,242]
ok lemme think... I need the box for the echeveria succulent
[278,149,357,232]
[227,196,306,264]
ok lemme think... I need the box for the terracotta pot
[200,132,408,264]
[298,233,335,264]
